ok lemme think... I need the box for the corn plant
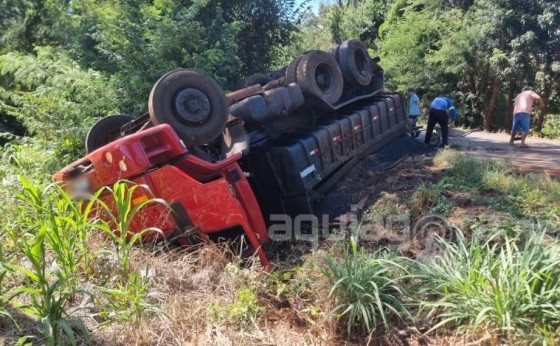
[92,181,167,274]
[1,176,94,345]
[416,230,560,343]
[86,181,166,323]
[323,237,410,334]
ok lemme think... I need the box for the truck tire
[336,39,372,88]
[148,69,228,146]
[295,50,344,104]
[285,55,304,84]
[243,73,272,87]
[85,114,134,154]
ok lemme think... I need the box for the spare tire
[295,50,344,104]
[85,114,134,154]
[243,73,272,87]
[148,69,228,146]
[336,39,372,88]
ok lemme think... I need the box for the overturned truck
[54,40,408,267]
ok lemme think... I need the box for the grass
[322,237,409,335]
[433,149,560,226]
[415,229,560,344]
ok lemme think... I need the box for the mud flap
[168,202,203,246]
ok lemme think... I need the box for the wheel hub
[173,88,211,124]
[355,50,368,76]
[315,64,333,93]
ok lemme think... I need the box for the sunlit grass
[415,230,560,344]
[322,237,410,335]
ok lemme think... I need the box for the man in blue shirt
[408,88,422,129]
[425,94,457,147]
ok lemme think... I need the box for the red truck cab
[53,124,271,268]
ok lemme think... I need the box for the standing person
[425,94,457,147]
[408,88,422,130]
[509,87,545,148]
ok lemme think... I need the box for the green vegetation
[417,230,560,343]
[434,149,560,225]
[210,288,264,328]
[288,0,560,134]
[0,179,160,344]
[323,237,408,334]
[320,227,560,344]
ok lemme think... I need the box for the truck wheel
[148,69,228,146]
[336,39,372,88]
[296,50,344,104]
[285,55,304,84]
[85,114,134,153]
[243,73,272,87]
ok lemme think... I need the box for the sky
[296,0,331,14]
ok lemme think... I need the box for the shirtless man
[509,87,545,148]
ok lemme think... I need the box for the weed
[209,288,264,328]
[410,182,440,215]
[323,237,409,334]
[431,198,453,215]
[95,268,160,323]
[368,192,400,220]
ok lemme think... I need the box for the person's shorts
[408,114,420,120]
[512,112,530,133]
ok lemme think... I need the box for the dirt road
[421,128,560,177]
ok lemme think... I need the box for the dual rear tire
[285,39,374,104]
[287,50,344,104]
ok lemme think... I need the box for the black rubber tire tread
[148,69,228,146]
[243,73,272,87]
[295,50,343,104]
[85,114,134,154]
[329,45,340,59]
[337,39,373,88]
[285,54,304,84]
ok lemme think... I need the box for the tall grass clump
[322,237,410,335]
[416,230,560,344]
